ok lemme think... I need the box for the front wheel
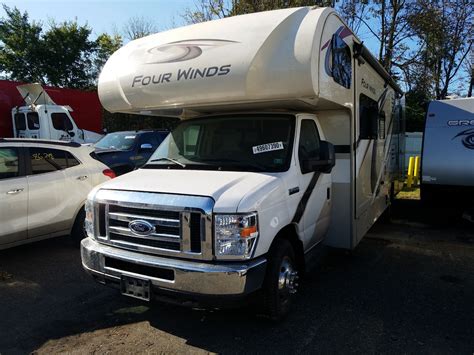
[262,238,298,321]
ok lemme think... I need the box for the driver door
[297,119,332,250]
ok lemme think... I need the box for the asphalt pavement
[0,200,473,354]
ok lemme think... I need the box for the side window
[27,112,40,130]
[51,113,73,131]
[298,120,321,172]
[65,151,80,167]
[359,94,378,139]
[0,147,19,179]
[331,34,352,89]
[183,125,200,156]
[29,148,67,175]
[14,113,26,131]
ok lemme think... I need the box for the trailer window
[51,113,73,131]
[359,94,378,139]
[14,113,26,131]
[331,34,352,89]
[27,112,40,130]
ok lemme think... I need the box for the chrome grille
[93,189,214,260]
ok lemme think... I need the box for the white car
[0,138,115,250]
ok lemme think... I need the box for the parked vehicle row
[94,130,169,175]
[0,139,114,250]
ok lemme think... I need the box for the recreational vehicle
[421,97,474,207]
[11,84,102,143]
[81,6,405,319]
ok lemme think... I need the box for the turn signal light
[102,169,116,179]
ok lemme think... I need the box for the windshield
[95,132,137,150]
[145,115,295,172]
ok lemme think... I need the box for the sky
[1,0,195,37]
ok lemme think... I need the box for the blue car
[94,130,168,175]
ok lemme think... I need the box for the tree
[409,0,473,99]
[93,33,122,81]
[41,20,96,89]
[0,5,45,83]
[122,16,157,41]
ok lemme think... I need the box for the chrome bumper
[81,237,267,296]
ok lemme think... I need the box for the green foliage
[41,20,95,88]
[0,5,123,89]
[0,5,44,83]
[103,110,179,132]
[93,33,122,80]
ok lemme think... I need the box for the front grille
[109,233,180,251]
[94,190,213,260]
[106,204,181,252]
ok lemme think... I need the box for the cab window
[0,147,20,179]
[27,112,40,130]
[14,113,26,131]
[29,148,67,174]
[51,113,73,131]
[298,120,321,173]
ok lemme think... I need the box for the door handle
[77,175,88,181]
[7,188,24,195]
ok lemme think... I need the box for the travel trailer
[11,84,102,143]
[81,6,405,319]
[421,97,474,207]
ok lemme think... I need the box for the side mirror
[301,141,336,174]
[140,143,153,150]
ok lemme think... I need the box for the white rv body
[11,84,102,144]
[82,7,405,314]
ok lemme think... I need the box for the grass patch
[396,186,420,200]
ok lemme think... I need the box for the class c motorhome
[81,6,405,319]
[11,83,102,143]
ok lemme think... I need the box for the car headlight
[84,198,95,239]
[214,213,258,259]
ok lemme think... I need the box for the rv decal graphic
[453,128,474,150]
[145,39,238,64]
[321,26,352,77]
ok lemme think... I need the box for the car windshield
[145,115,295,172]
[95,132,137,150]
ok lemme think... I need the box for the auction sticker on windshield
[252,142,284,154]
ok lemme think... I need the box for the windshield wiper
[148,157,186,168]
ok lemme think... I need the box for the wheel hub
[278,257,299,295]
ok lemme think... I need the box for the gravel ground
[0,200,473,354]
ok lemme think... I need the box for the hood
[99,168,282,212]
[94,147,124,154]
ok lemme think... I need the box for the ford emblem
[129,220,155,236]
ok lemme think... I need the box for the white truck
[12,83,102,143]
[81,6,405,319]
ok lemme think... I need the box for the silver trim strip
[108,226,180,241]
[108,212,180,228]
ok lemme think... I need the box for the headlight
[84,198,95,239]
[214,213,258,259]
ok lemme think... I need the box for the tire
[71,208,86,244]
[262,238,298,321]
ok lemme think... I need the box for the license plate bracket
[120,275,151,301]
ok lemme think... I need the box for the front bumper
[81,237,267,298]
